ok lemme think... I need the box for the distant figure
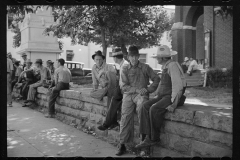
[7,53,14,107]
[181,57,190,73]
[46,60,55,87]
[7,52,17,81]
[45,58,72,118]
[187,58,198,76]
[21,53,28,70]
[11,60,23,91]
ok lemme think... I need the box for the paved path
[7,101,135,157]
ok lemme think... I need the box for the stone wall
[13,87,232,157]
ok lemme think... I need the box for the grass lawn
[185,87,232,105]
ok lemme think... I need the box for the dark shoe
[97,124,108,131]
[44,114,55,118]
[24,100,30,103]
[108,123,119,130]
[116,144,126,156]
[22,104,28,107]
[135,137,160,149]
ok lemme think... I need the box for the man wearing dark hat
[116,46,160,156]
[23,59,51,107]
[90,50,117,107]
[135,45,186,149]
[97,47,129,131]
[21,53,28,70]
[7,53,14,107]
[11,60,23,91]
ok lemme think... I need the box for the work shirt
[39,66,51,83]
[189,60,198,70]
[47,67,55,80]
[160,59,186,103]
[120,61,160,94]
[7,58,13,73]
[92,62,116,89]
[54,66,72,84]
[119,59,129,86]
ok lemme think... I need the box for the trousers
[139,95,172,140]
[48,82,69,115]
[20,80,34,100]
[7,73,12,104]
[119,93,149,144]
[27,82,43,101]
[103,85,123,127]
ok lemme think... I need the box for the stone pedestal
[16,6,62,68]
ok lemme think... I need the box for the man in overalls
[135,45,186,149]
[116,46,160,156]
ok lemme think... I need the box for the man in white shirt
[187,58,198,76]
[97,48,129,131]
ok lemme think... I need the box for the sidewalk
[7,101,135,157]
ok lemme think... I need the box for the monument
[16,6,62,68]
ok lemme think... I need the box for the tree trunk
[120,41,129,62]
[101,27,107,61]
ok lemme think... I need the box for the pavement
[7,101,135,158]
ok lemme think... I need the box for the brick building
[171,6,232,69]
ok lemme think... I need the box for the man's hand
[166,105,175,113]
[136,88,148,96]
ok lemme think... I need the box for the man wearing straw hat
[116,46,160,156]
[97,47,129,131]
[135,45,186,149]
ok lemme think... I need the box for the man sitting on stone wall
[45,58,72,118]
[90,51,117,108]
[97,48,129,131]
[135,45,186,149]
[187,57,198,76]
[116,46,160,156]
[22,59,51,107]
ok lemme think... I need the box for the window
[139,53,147,63]
[66,50,74,61]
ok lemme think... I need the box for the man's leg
[46,82,69,118]
[7,74,12,107]
[117,94,135,156]
[25,82,42,105]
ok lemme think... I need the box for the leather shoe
[135,137,160,149]
[44,114,55,118]
[116,144,126,156]
[108,123,119,130]
[97,124,108,131]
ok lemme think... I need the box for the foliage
[7,5,172,59]
[206,67,232,88]
[214,6,233,20]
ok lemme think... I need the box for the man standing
[21,53,28,70]
[23,59,51,107]
[90,50,117,107]
[7,53,14,107]
[46,60,55,87]
[97,48,129,131]
[11,60,23,91]
[45,58,71,118]
[135,45,186,149]
[116,46,160,156]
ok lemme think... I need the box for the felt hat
[47,60,54,64]
[128,46,139,56]
[21,53,27,57]
[26,59,32,64]
[184,57,189,62]
[151,45,177,58]
[92,50,105,60]
[112,48,123,57]
[35,59,43,64]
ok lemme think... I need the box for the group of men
[7,52,72,118]
[89,45,186,156]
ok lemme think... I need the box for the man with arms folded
[116,46,160,156]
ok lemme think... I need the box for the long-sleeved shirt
[120,61,160,94]
[7,58,13,73]
[39,66,51,83]
[119,59,129,86]
[92,62,116,89]
[161,59,186,103]
[54,66,72,84]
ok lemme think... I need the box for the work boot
[97,124,108,131]
[44,113,55,118]
[116,144,126,156]
[108,122,119,130]
[135,136,160,149]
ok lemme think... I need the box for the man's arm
[169,62,184,103]
[108,64,117,74]
[91,66,99,90]
[146,65,160,93]
[120,65,137,93]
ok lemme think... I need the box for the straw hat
[151,45,177,58]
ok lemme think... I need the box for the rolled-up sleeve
[146,65,160,93]
[92,65,99,89]
[169,63,183,103]
[120,65,137,93]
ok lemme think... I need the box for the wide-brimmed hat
[21,53,27,57]
[47,60,54,64]
[184,57,189,62]
[128,46,139,56]
[151,45,177,58]
[14,60,21,65]
[112,48,123,57]
[26,59,32,64]
[35,59,43,64]
[92,51,105,60]
[7,52,12,56]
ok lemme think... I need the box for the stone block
[90,103,107,116]
[193,110,232,133]
[59,90,81,100]
[191,140,232,157]
[165,108,195,124]
[152,146,188,157]
[164,120,232,149]
[36,93,49,101]
[56,97,84,110]
[37,87,49,94]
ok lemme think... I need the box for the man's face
[128,55,139,66]
[94,55,104,67]
[156,57,164,65]
[22,56,27,60]
[26,63,31,67]
[35,63,40,68]
[113,57,117,63]
[190,58,193,61]
[8,54,12,59]
[46,62,50,68]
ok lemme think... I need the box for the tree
[214,6,233,20]
[7,5,171,60]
